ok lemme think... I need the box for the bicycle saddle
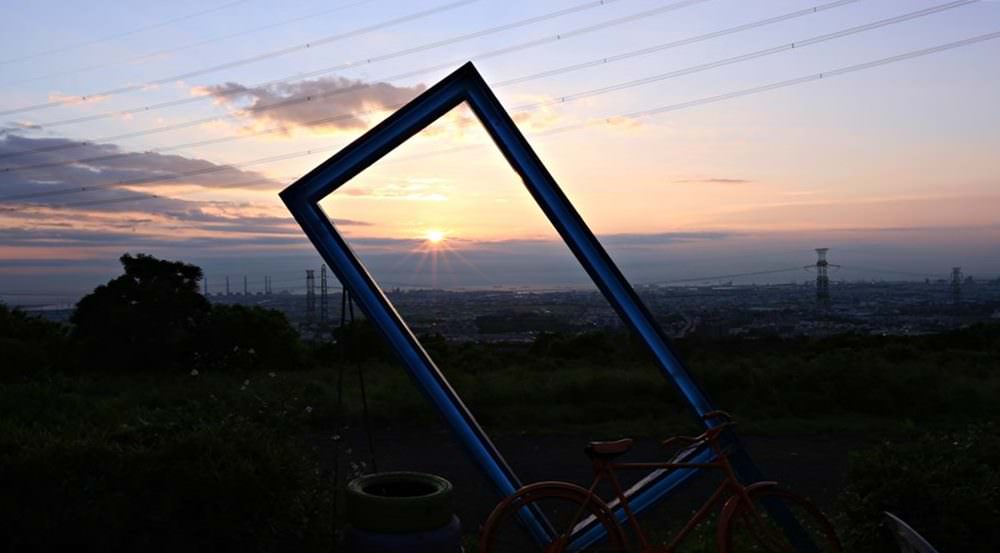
[584,438,634,460]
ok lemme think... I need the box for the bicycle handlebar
[661,418,738,449]
[702,410,733,422]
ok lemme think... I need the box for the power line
[3,0,934,181]
[508,0,975,109]
[0,175,293,212]
[642,267,806,285]
[2,0,376,86]
[497,0,974,89]
[1,148,333,201]
[5,29,999,208]
[549,30,1000,134]
[0,0,483,117]
[838,265,943,279]
[0,0,251,66]
[376,28,1000,164]
[1,0,707,142]
[2,0,869,174]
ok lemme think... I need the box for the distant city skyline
[2,0,999,305]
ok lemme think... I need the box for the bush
[0,303,66,379]
[836,424,1000,553]
[198,304,302,371]
[0,422,332,553]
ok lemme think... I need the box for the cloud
[343,179,449,202]
[292,231,734,256]
[597,231,733,247]
[0,133,281,200]
[705,194,1000,231]
[0,133,379,268]
[196,76,426,131]
[194,77,565,138]
[46,92,110,107]
[674,178,753,184]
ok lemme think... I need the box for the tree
[71,253,209,371]
[198,304,301,371]
[0,303,66,379]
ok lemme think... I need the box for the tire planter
[345,471,461,553]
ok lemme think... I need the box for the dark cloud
[0,134,376,263]
[268,231,733,257]
[470,232,733,252]
[201,76,427,130]
[0,133,281,202]
[0,224,311,249]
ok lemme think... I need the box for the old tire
[346,471,454,534]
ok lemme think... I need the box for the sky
[1,0,999,304]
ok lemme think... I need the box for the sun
[425,229,446,244]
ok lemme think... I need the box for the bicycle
[479,411,842,552]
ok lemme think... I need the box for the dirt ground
[310,425,876,537]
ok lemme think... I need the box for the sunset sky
[2,0,999,303]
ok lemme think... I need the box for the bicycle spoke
[481,487,626,553]
[723,488,841,553]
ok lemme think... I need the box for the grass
[3,324,1000,551]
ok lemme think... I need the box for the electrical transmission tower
[805,248,839,308]
[320,264,329,324]
[243,275,248,296]
[225,276,230,296]
[264,276,271,295]
[306,270,316,322]
[951,267,962,304]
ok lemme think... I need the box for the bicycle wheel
[479,482,627,553]
[719,485,842,553]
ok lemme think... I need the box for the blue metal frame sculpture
[281,62,761,547]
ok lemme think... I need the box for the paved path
[309,426,873,534]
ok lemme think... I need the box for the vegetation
[67,253,302,374]
[837,424,1000,553]
[1,422,332,553]
[0,302,66,379]
[197,304,303,371]
[72,253,210,371]
[2,252,999,551]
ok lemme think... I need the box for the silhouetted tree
[71,253,208,370]
[198,304,302,371]
[0,303,66,378]
[332,319,394,363]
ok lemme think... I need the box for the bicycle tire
[479,481,627,553]
[718,485,842,553]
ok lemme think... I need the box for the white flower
[305,406,313,414]
[243,379,250,386]
[190,369,199,376]
[268,372,276,378]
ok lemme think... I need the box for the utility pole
[225,275,230,296]
[320,264,329,323]
[306,270,316,323]
[243,275,248,296]
[951,267,962,304]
